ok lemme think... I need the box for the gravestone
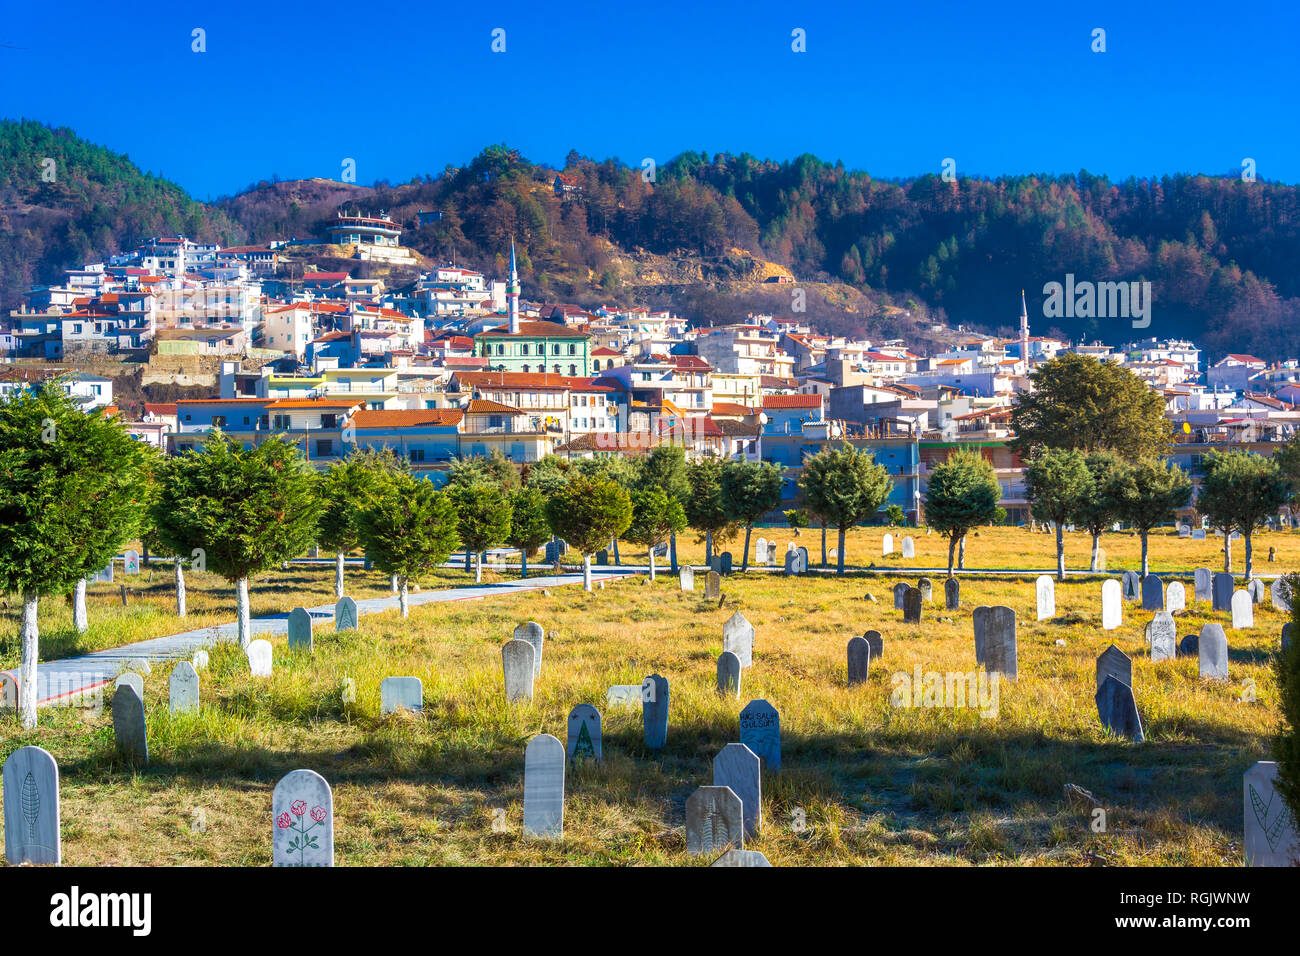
[1191,529,1206,540]
[501,640,535,702]
[1178,525,1191,538]
[713,743,762,838]
[1095,546,1107,572]
[882,533,894,556]
[722,611,754,668]
[711,849,772,867]
[1248,578,1266,604]
[847,637,870,686]
[903,587,922,623]
[1148,611,1176,662]
[797,547,809,571]
[1244,761,1300,866]
[893,583,908,609]
[1198,623,1229,680]
[902,537,915,559]
[169,661,199,715]
[1231,590,1254,629]
[863,629,883,661]
[642,674,669,750]
[1284,623,1293,654]
[113,671,143,701]
[1272,577,1292,612]
[1194,568,1212,602]
[595,549,609,565]
[95,563,113,584]
[917,577,933,602]
[783,551,798,576]
[945,577,960,610]
[1096,675,1144,742]
[192,650,209,671]
[710,554,722,574]
[247,639,272,677]
[1213,573,1234,612]
[716,652,742,697]
[1178,634,1199,656]
[720,552,733,575]
[1036,575,1055,620]
[272,769,333,866]
[686,786,744,856]
[755,539,769,564]
[112,683,148,764]
[335,595,358,632]
[739,699,781,772]
[680,564,694,592]
[287,608,313,651]
[606,684,642,709]
[0,673,17,711]
[1141,575,1164,612]
[1165,580,1186,614]
[1096,644,1132,692]
[566,704,602,763]
[3,746,60,865]
[380,676,423,715]
[123,550,140,574]
[513,621,545,677]
[1122,570,1140,601]
[706,571,721,599]
[972,606,991,664]
[522,734,565,839]
[983,606,1017,679]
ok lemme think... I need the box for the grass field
[0,526,1292,866]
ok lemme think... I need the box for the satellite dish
[758,413,768,425]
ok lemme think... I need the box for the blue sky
[3,0,1297,198]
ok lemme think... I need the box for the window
[568,344,576,356]
[569,365,577,376]
[488,415,503,429]
[552,344,560,355]
[410,449,426,462]
[554,365,561,374]
[273,414,290,429]
[321,414,338,428]
[521,344,530,356]
[522,365,529,373]
[496,344,505,356]
[316,439,333,456]
[212,415,227,427]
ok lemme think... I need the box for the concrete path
[3,569,639,711]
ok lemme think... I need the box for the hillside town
[5,215,1298,526]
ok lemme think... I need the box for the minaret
[507,238,520,334]
[1019,289,1030,372]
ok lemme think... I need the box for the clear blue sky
[3,0,1297,199]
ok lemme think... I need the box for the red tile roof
[761,394,823,409]
[350,408,463,429]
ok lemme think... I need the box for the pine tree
[355,473,460,616]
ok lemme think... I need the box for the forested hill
[5,121,1300,360]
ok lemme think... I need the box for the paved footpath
[4,568,638,710]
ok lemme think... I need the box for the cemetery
[0,524,1294,866]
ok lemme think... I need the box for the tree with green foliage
[683,458,729,566]
[506,486,551,578]
[639,444,689,571]
[317,448,407,598]
[798,442,893,575]
[448,481,513,583]
[572,455,639,564]
[783,508,808,537]
[626,488,687,581]
[355,473,460,615]
[524,454,571,497]
[1117,457,1193,576]
[1072,451,1130,573]
[1025,447,1093,581]
[0,385,154,728]
[448,448,520,495]
[151,431,320,648]
[546,475,632,591]
[1274,573,1300,840]
[720,460,786,572]
[923,448,1000,578]
[1010,353,1172,460]
[1196,450,1291,579]
[885,504,907,527]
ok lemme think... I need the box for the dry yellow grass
[0,526,1288,866]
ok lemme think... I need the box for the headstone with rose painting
[273,769,333,866]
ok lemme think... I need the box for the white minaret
[507,238,520,334]
[1019,289,1030,372]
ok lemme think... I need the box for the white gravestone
[739,699,781,772]
[1148,611,1176,662]
[114,671,144,700]
[686,785,744,856]
[3,746,60,865]
[713,743,762,838]
[1244,761,1300,867]
[680,564,694,592]
[247,639,273,677]
[123,550,140,574]
[1231,590,1254,629]
[716,651,742,697]
[902,537,915,559]
[272,769,333,866]
[1198,623,1229,680]
[287,608,313,651]
[606,685,642,709]
[192,650,209,670]
[169,661,199,715]
[566,704,602,763]
[501,639,536,703]
[1036,575,1055,620]
[722,611,754,668]
[380,676,423,715]
[882,533,894,556]
[1272,577,1292,612]
[1165,580,1186,614]
[712,849,771,867]
[514,621,545,677]
[334,595,358,632]
[1101,579,1122,631]
[522,734,565,839]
